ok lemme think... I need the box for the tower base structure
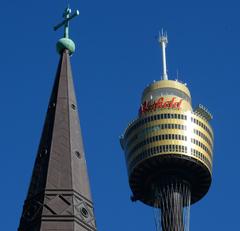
[153,178,191,231]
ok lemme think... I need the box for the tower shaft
[18,50,97,231]
[161,191,184,231]
[153,179,191,231]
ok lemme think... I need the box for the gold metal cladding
[127,127,188,147]
[123,110,213,149]
[124,116,213,156]
[191,113,214,139]
[126,139,212,169]
[122,110,213,175]
[142,80,191,101]
[126,136,212,169]
[127,139,212,168]
[125,126,213,159]
[128,150,212,175]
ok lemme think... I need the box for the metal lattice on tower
[18,7,97,231]
[120,32,214,231]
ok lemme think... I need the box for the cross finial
[54,6,79,39]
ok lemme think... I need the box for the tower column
[161,192,184,231]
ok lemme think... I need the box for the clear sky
[0,0,239,230]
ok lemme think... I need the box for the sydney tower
[120,32,214,231]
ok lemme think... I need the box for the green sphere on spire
[56,38,75,55]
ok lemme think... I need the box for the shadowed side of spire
[18,50,97,231]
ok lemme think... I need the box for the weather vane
[54,6,79,55]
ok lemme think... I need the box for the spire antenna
[158,30,168,80]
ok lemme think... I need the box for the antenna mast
[159,30,168,80]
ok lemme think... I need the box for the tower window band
[128,145,212,173]
[125,113,188,139]
[127,133,188,160]
[125,123,187,148]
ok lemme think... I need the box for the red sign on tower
[139,97,183,115]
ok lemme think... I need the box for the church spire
[18,7,97,231]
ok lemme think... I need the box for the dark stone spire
[18,50,97,231]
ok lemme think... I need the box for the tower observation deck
[120,32,214,231]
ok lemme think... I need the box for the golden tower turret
[120,32,213,231]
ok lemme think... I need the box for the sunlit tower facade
[120,32,214,231]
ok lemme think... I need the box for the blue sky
[0,0,239,230]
